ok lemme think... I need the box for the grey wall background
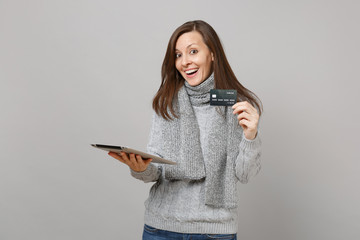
[1,0,359,239]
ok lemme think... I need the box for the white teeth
[185,69,198,74]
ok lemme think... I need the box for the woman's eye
[190,49,198,54]
[175,53,181,58]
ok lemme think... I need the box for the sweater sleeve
[235,131,262,183]
[130,163,162,183]
[130,112,163,183]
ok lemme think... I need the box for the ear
[211,52,214,61]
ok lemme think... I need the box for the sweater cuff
[130,163,156,178]
[239,131,261,151]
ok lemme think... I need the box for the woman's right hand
[108,151,152,172]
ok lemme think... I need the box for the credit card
[210,89,237,106]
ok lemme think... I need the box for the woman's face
[175,31,214,86]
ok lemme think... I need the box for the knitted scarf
[148,74,243,208]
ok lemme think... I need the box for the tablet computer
[91,144,176,165]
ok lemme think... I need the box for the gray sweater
[131,83,262,234]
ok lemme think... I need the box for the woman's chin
[184,76,206,86]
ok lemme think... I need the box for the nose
[181,54,191,67]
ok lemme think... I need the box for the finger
[232,101,257,115]
[108,152,126,164]
[133,153,151,164]
[135,154,144,165]
[232,101,251,109]
[128,153,138,165]
[135,154,152,166]
[143,158,153,165]
[237,111,251,121]
[235,107,258,119]
[133,155,152,171]
[232,101,246,109]
[239,111,258,123]
[232,103,250,115]
[119,152,133,165]
[232,106,246,115]
[243,101,256,111]
[108,151,122,160]
[239,118,258,132]
[239,119,251,128]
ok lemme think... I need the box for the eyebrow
[175,43,197,52]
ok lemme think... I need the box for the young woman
[109,20,262,240]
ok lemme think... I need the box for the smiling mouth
[185,69,198,76]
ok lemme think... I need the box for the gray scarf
[149,74,243,208]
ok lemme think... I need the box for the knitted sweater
[131,80,262,234]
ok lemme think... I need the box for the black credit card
[210,89,237,106]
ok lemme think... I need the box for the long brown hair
[153,20,263,120]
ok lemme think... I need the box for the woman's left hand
[232,101,259,140]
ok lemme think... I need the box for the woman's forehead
[175,31,205,49]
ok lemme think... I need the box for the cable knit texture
[131,74,262,233]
